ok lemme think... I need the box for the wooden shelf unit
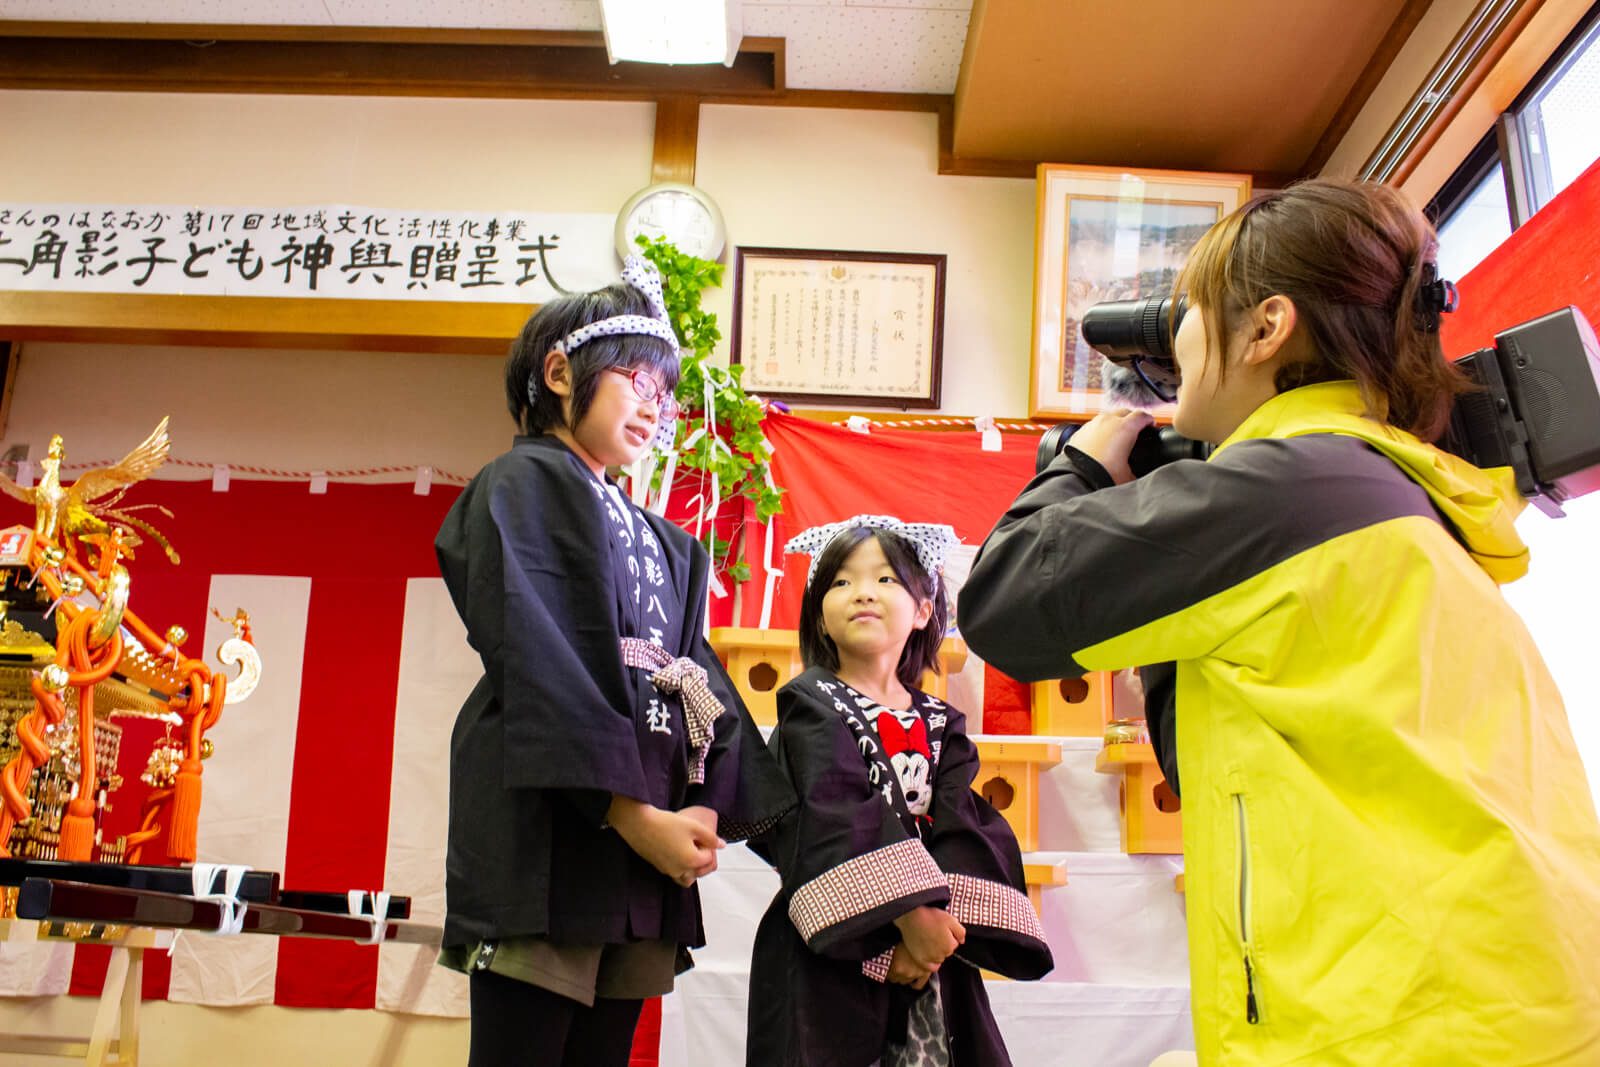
[1094,742,1183,854]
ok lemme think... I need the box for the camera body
[1035,422,1207,478]
[1066,294,1600,515]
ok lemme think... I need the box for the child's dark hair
[1177,178,1470,443]
[798,526,949,690]
[505,282,680,435]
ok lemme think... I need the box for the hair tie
[1414,262,1459,333]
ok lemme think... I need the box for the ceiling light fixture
[599,0,742,67]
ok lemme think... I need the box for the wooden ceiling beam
[652,97,701,186]
[0,21,611,45]
[0,291,528,355]
[0,26,783,100]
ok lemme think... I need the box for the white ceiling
[0,0,974,94]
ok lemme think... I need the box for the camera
[1050,293,1600,517]
[1035,421,1208,479]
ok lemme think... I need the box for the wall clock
[615,182,727,262]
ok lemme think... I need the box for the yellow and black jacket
[961,381,1600,1066]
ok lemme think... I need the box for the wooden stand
[972,740,1062,852]
[709,629,969,728]
[1029,671,1115,736]
[707,628,804,727]
[920,637,968,703]
[0,918,170,1065]
[1094,742,1183,854]
[1022,860,1068,914]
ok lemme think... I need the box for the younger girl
[748,515,1053,1067]
[436,256,793,1067]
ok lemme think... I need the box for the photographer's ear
[1240,295,1298,369]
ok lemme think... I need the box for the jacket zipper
[1233,793,1260,1025]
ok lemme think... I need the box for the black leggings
[468,970,644,1067]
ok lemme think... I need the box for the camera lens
[1035,423,1076,473]
[1081,295,1187,361]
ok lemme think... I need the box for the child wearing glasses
[435,256,793,1067]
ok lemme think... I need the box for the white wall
[0,94,1040,483]
[1504,495,1600,799]
[697,105,1036,418]
[3,342,508,484]
[0,90,655,211]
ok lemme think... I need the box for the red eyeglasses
[606,368,679,421]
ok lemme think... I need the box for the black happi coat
[747,667,1053,1067]
[436,435,792,951]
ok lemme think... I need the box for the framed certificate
[731,247,946,408]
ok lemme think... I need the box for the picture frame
[1030,164,1252,419]
[731,246,946,409]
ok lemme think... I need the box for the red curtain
[1440,154,1600,359]
[728,411,1045,731]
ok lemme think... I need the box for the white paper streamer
[758,520,782,630]
[975,415,1002,452]
[651,447,679,516]
[629,452,655,508]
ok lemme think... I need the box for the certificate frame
[731,246,946,409]
[1031,164,1252,418]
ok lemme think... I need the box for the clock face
[617,184,726,261]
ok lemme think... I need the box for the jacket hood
[1215,381,1529,583]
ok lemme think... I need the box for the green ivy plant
[636,235,784,584]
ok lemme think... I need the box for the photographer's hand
[1068,408,1155,484]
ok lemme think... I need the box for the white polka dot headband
[785,514,962,588]
[531,254,682,450]
[552,255,680,358]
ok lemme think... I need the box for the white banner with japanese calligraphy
[0,204,621,303]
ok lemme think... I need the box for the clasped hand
[887,905,966,989]
[607,797,724,888]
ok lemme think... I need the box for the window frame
[1428,0,1600,238]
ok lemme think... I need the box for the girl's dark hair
[504,282,680,436]
[797,526,949,690]
[1176,178,1470,442]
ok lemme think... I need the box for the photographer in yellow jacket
[961,179,1600,1066]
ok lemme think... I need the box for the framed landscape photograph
[731,247,946,409]
[1031,164,1252,418]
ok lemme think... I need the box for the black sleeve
[435,456,648,807]
[684,631,797,842]
[925,707,1054,980]
[639,511,796,841]
[1140,661,1180,798]
[959,436,1419,684]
